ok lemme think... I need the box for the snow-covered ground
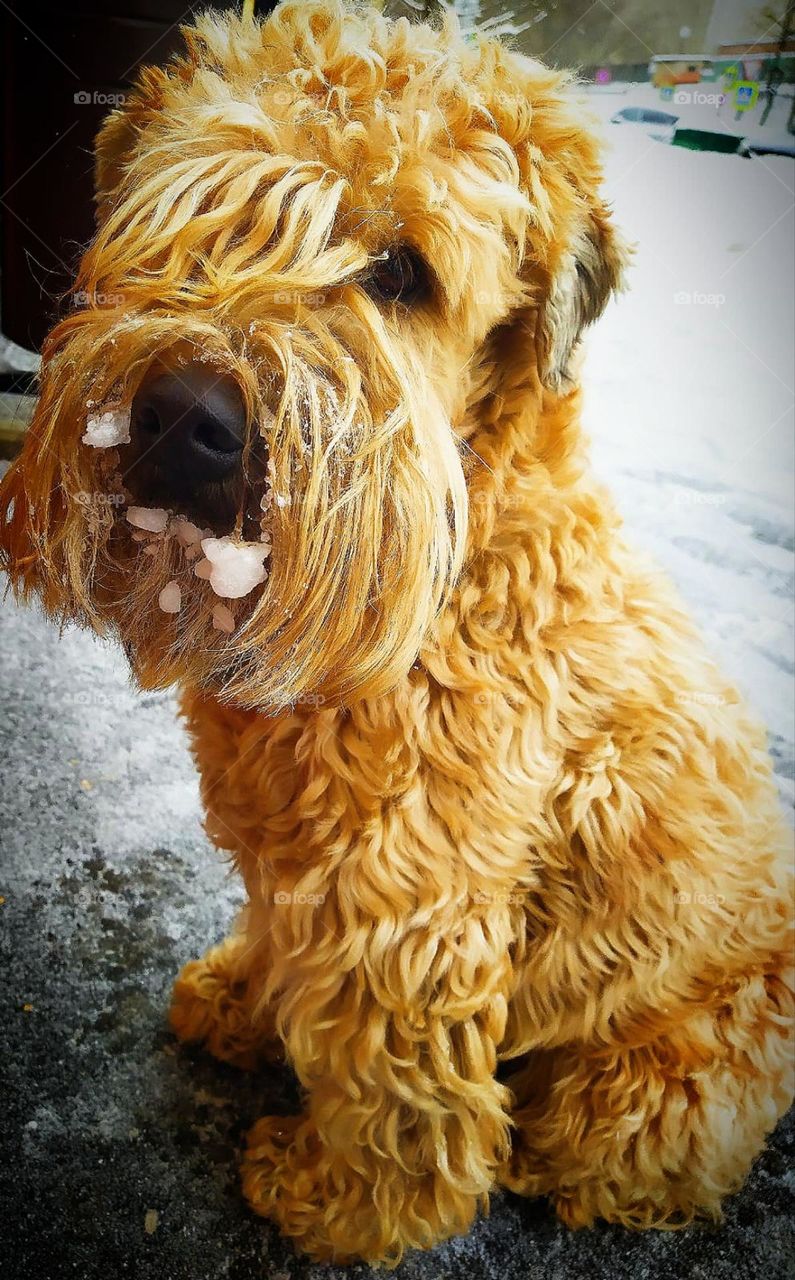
[581,121,794,800]
[585,77,795,150]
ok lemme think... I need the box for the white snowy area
[586,75,795,150]
[581,102,794,801]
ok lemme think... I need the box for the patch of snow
[581,129,794,783]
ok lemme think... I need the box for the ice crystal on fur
[126,507,169,533]
[173,518,203,548]
[200,537,269,599]
[82,404,131,448]
[158,580,181,613]
[212,602,236,633]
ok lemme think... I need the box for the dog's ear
[535,201,629,389]
[476,53,629,390]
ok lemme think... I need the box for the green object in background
[672,128,746,154]
[734,80,759,111]
[722,62,741,88]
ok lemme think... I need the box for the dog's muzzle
[125,362,248,523]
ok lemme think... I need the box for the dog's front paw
[242,1115,398,1264]
[242,1116,338,1257]
[241,1115,308,1214]
[169,941,282,1070]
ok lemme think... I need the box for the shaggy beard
[0,300,467,709]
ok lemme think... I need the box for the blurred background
[1,1,793,363]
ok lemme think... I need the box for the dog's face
[0,1,624,710]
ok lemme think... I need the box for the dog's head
[0,0,625,709]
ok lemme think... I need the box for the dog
[1,0,792,1266]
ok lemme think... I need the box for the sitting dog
[1,0,792,1265]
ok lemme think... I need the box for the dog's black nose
[130,364,246,495]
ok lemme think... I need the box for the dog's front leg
[240,922,514,1265]
[169,917,283,1069]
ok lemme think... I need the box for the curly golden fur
[1,1,792,1266]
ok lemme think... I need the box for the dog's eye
[364,247,430,306]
